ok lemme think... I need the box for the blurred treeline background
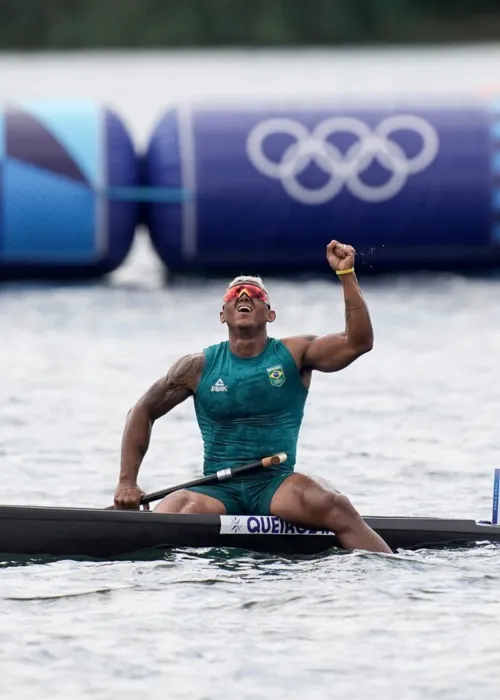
[1,0,499,49]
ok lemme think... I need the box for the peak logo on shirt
[211,378,228,392]
[267,364,285,387]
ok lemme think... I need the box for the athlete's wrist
[118,474,139,486]
[337,270,357,285]
[338,271,361,294]
[335,267,355,277]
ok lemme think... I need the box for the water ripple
[1,260,500,699]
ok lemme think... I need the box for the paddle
[108,451,287,510]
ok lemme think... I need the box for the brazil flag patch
[267,364,285,387]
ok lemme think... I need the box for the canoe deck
[0,505,499,560]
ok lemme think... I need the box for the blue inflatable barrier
[0,100,139,280]
[144,98,500,275]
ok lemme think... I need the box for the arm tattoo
[345,301,362,326]
[166,352,204,391]
[141,353,204,420]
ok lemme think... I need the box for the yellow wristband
[336,267,355,276]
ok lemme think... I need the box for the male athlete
[113,240,391,554]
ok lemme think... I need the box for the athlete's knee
[175,490,201,513]
[316,491,362,532]
[154,489,195,513]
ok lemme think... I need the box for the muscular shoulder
[136,352,205,421]
[280,335,316,367]
[166,352,205,392]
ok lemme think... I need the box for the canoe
[0,505,499,560]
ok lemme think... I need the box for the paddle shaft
[108,452,287,509]
[140,453,287,505]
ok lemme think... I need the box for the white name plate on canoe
[220,515,334,536]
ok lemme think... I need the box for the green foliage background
[0,0,498,49]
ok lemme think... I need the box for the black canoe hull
[0,505,499,560]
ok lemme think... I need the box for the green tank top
[194,337,308,475]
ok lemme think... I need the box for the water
[1,549,500,700]
[1,45,500,700]
[1,236,500,699]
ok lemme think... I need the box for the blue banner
[146,100,498,273]
[0,100,138,276]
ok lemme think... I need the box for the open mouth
[237,303,253,313]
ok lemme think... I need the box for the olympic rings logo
[245,115,439,205]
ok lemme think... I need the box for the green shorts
[186,469,292,515]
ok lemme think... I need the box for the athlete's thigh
[269,472,339,525]
[153,488,227,515]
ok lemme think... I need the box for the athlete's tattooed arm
[118,353,205,486]
[283,272,373,374]
[300,272,373,372]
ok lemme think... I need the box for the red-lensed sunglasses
[222,283,270,307]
